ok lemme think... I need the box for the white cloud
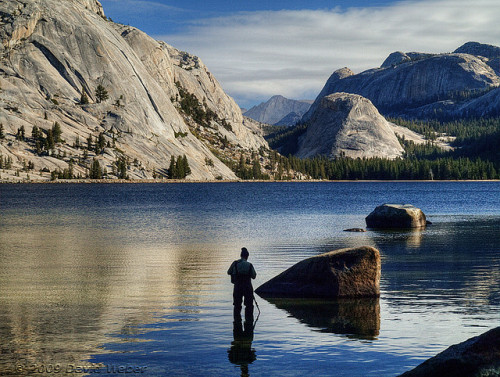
[158,0,500,108]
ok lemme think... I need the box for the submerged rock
[399,326,500,377]
[366,204,427,229]
[255,246,381,298]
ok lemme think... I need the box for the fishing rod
[253,295,261,316]
[252,295,261,328]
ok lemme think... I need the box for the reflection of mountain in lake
[264,298,380,340]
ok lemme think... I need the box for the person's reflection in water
[227,317,256,377]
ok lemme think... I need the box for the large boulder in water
[399,326,500,377]
[366,204,427,229]
[255,246,381,298]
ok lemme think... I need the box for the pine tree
[252,158,261,179]
[87,134,93,151]
[45,129,55,150]
[67,159,74,179]
[35,139,43,155]
[16,126,25,141]
[89,158,103,179]
[114,156,128,179]
[32,125,40,140]
[52,122,62,143]
[97,132,106,153]
[80,87,89,105]
[181,155,191,177]
[175,155,184,178]
[168,156,175,179]
[95,84,109,103]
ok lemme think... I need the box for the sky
[100,0,500,109]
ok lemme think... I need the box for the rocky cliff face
[303,42,500,120]
[302,67,354,122]
[454,41,500,65]
[244,95,312,126]
[0,0,268,181]
[296,93,404,160]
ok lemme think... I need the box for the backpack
[230,260,239,284]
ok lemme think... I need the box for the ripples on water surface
[0,182,499,376]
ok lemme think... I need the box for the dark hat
[241,247,249,258]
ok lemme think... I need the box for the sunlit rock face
[0,0,268,180]
[296,93,404,160]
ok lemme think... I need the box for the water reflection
[0,214,232,375]
[228,319,257,377]
[263,298,380,340]
[370,228,424,248]
[2,183,500,376]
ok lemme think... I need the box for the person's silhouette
[227,248,256,321]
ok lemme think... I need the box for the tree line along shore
[2,116,500,182]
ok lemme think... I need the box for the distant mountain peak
[244,95,312,126]
[454,41,500,59]
[270,94,286,100]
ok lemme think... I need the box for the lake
[0,181,499,376]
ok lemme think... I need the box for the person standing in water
[228,247,257,320]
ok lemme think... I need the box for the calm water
[0,182,499,376]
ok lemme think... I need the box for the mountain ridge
[303,42,500,121]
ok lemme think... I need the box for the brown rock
[255,246,381,298]
[399,327,500,377]
[366,204,427,229]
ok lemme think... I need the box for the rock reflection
[371,228,424,248]
[264,297,380,340]
[228,319,256,377]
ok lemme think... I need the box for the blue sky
[100,0,500,109]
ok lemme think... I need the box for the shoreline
[1,178,499,184]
